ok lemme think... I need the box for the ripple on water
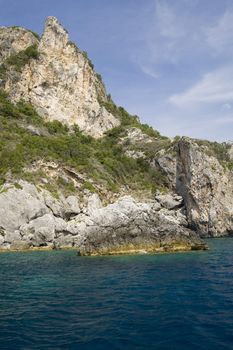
[0,239,233,349]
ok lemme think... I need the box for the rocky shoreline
[0,17,232,256]
[0,181,207,255]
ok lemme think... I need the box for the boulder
[20,214,67,246]
[76,196,207,256]
[155,194,183,210]
[86,193,102,215]
[63,195,81,218]
[0,182,49,232]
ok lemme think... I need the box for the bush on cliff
[0,90,168,195]
[0,45,39,82]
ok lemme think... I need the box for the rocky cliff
[177,138,233,237]
[0,16,232,254]
[0,17,119,137]
[0,181,207,253]
[0,26,38,63]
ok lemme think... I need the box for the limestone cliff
[0,181,207,253]
[0,26,39,63]
[177,138,233,237]
[0,17,119,137]
[0,16,232,254]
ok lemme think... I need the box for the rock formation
[0,26,38,63]
[177,138,233,236]
[0,17,232,254]
[0,17,119,137]
[0,181,207,253]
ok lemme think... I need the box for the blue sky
[0,0,233,141]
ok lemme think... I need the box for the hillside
[0,17,232,254]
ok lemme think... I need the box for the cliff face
[177,138,233,237]
[0,26,39,63]
[0,17,119,137]
[0,181,207,253]
[0,16,232,253]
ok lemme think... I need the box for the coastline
[0,242,208,255]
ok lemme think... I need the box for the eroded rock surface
[77,196,206,256]
[0,26,38,64]
[0,181,206,254]
[0,17,119,137]
[177,138,233,236]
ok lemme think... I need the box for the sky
[0,0,233,141]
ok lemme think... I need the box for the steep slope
[177,138,233,237]
[0,90,167,199]
[0,17,119,137]
[0,16,232,253]
[0,26,39,63]
[0,90,207,253]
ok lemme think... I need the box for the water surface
[0,238,233,349]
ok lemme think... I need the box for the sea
[0,238,233,349]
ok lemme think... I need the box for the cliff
[0,181,207,253]
[0,17,119,137]
[0,16,232,254]
[177,138,233,237]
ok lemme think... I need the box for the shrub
[46,120,69,135]
[196,140,230,163]
[82,51,94,69]
[0,45,39,80]
[0,91,169,195]
[3,44,39,73]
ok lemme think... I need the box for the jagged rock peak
[40,16,69,51]
[0,17,120,137]
[45,16,66,30]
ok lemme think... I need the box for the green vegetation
[14,182,23,190]
[0,90,168,195]
[81,181,96,193]
[0,45,39,81]
[196,139,232,168]
[100,97,164,139]
[10,26,40,40]
[82,51,94,70]
[226,162,233,171]
[5,45,39,72]
[96,73,102,82]
[28,30,40,40]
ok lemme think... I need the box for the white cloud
[135,2,233,78]
[146,0,191,64]
[222,103,232,111]
[129,1,233,140]
[139,64,160,79]
[169,66,233,107]
[214,116,233,124]
[205,9,233,55]
[155,1,184,39]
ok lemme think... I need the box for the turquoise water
[0,239,233,349]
